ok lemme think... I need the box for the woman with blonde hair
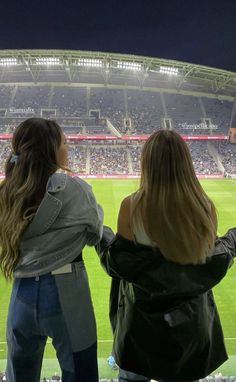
[0,118,103,382]
[98,129,236,381]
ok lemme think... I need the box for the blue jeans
[6,263,98,382]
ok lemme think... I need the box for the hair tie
[10,154,19,164]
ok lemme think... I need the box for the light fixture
[117,61,142,71]
[0,58,18,66]
[77,59,103,67]
[35,57,61,65]
[160,66,178,76]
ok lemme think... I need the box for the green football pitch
[0,179,236,377]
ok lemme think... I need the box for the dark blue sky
[0,0,235,71]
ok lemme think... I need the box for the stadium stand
[126,90,163,133]
[1,139,234,176]
[201,98,232,134]
[0,81,234,176]
[0,142,11,173]
[188,141,221,175]
[68,144,87,174]
[128,143,142,173]
[89,146,129,175]
[215,141,236,174]
[0,86,13,108]
[0,81,235,177]
[85,118,111,135]
[12,86,50,110]
[164,93,202,131]
[51,87,87,116]
[0,85,233,136]
[90,88,125,132]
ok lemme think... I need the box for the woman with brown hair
[98,129,236,382]
[0,118,103,382]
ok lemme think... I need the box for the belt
[33,253,83,279]
[51,263,74,275]
[51,252,83,275]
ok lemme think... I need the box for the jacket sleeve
[95,226,120,333]
[72,177,104,245]
[98,228,236,283]
[213,228,236,266]
[95,226,123,279]
[97,232,152,281]
[95,225,116,252]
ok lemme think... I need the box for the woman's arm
[214,228,236,262]
[117,195,134,241]
[210,199,218,236]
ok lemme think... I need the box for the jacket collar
[23,194,62,239]
[22,173,67,239]
[46,172,67,193]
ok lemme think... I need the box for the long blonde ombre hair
[0,118,66,280]
[131,130,217,265]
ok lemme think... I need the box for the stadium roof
[0,49,235,98]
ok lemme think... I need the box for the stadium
[0,49,235,381]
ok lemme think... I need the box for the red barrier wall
[0,134,228,141]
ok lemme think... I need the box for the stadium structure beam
[101,68,111,84]
[136,69,149,87]
[20,54,39,83]
[0,80,233,102]
[212,73,236,92]
[0,49,235,96]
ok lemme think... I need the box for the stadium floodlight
[160,66,178,76]
[35,57,61,65]
[77,59,103,68]
[0,58,18,66]
[117,61,142,71]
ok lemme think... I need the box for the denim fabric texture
[6,174,103,381]
[14,173,103,278]
[7,263,99,382]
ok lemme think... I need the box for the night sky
[0,0,235,71]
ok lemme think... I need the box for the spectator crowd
[0,139,235,176]
[0,85,232,136]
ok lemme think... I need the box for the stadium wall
[0,134,229,141]
[0,174,225,180]
[67,174,224,179]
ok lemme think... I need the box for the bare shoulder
[209,199,218,234]
[117,195,134,240]
[120,195,132,210]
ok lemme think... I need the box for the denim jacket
[14,173,104,278]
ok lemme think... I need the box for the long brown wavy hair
[0,118,66,279]
[131,130,217,264]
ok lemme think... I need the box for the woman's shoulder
[117,194,135,240]
[48,173,92,194]
[120,192,140,215]
[120,194,132,209]
[68,175,92,191]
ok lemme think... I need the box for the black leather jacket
[98,227,236,380]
